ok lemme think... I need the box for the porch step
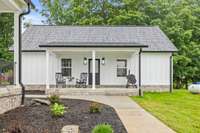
[46,88,139,96]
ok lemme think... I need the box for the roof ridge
[30,25,159,28]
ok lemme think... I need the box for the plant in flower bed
[89,102,101,113]
[0,99,127,133]
[92,123,114,133]
[48,95,60,104]
[50,103,65,117]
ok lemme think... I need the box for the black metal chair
[126,74,137,88]
[55,73,66,88]
[75,73,88,88]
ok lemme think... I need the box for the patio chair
[75,73,88,88]
[55,73,66,88]
[126,74,137,88]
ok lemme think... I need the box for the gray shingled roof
[21,25,177,52]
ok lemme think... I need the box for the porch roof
[0,0,34,12]
[19,26,177,52]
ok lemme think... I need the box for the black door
[88,59,100,85]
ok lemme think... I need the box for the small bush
[50,103,65,117]
[48,95,60,104]
[92,123,114,133]
[89,102,101,113]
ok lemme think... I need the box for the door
[88,59,100,85]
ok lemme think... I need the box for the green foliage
[50,103,65,117]
[0,1,198,89]
[89,102,101,113]
[40,0,200,89]
[92,123,114,133]
[0,13,13,61]
[48,95,60,104]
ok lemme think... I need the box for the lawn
[131,89,200,133]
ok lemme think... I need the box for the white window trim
[61,59,72,77]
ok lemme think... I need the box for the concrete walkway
[26,95,175,133]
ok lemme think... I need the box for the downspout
[139,48,143,96]
[19,1,31,105]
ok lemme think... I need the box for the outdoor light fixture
[101,57,105,65]
[83,57,87,65]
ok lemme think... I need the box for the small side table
[66,77,75,88]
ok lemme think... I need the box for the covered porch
[45,47,141,90]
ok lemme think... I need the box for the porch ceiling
[48,47,141,53]
[53,51,137,56]
[0,0,27,12]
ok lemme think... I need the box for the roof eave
[142,50,178,53]
[39,45,149,48]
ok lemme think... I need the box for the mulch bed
[0,98,127,133]
[25,90,45,95]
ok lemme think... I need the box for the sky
[23,0,46,26]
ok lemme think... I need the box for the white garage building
[19,26,177,94]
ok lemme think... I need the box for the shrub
[92,123,114,133]
[89,102,101,113]
[48,95,60,104]
[50,103,65,117]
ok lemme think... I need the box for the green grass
[131,90,200,133]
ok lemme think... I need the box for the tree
[40,0,200,89]
[0,13,13,61]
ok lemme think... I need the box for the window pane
[117,68,127,76]
[61,59,71,67]
[117,59,127,77]
[61,59,72,77]
[67,60,71,67]
[61,59,65,66]
[117,61,125,68]
[62,68,71,77]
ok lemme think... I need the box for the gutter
[19,0,31,105]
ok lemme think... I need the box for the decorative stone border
[61,125,79,133]
[0,86,21,114]
[141,85,170,92]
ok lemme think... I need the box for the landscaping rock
[31,99,50,105]
[61,125,79,133]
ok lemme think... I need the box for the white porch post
[92,50,96,89]
[14,13,19,86]
[46,50,50,89]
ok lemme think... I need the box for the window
[117,59,127,77]
[61,59,71,77]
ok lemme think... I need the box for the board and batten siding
[56,51,138,86]
[21,51,171,87]
[22,52,46,85]
[141,52,171,86]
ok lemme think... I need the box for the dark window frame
[61,58,72,77]
[117,59,127,77]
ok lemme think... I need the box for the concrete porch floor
[45,88,139,96]
[26,95,175,133]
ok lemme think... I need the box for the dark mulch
[25,90,45,95]
[0,98,127,133]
